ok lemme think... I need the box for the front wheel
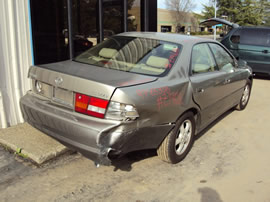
[235,81,251,111]
[157,112,195,164]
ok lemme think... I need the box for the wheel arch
[157,107,198,163]
[177,108,201,129]
[156,107,201,150]
[248,76,253,85]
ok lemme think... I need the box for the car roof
[117,32,214,45]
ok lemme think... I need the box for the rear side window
[230,29,241,44]
[209,43,234,73]
[231,28,270,47]
[191,43,217,74]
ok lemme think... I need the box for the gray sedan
[20,32,253,165]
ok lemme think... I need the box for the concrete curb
[0,123,69,164]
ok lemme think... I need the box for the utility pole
[214,0,217,40]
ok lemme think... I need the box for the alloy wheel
[241,85,250,106]
[175,119,192,155]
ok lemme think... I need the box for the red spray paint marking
[166,48,180,69]
[136,89,149,98]
[156,89,182,111]
[137,86,182,110]
[136,86,170,98]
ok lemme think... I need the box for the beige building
[157,8,200,33]
[128,7,201,33]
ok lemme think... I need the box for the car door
[189,43,228,128]
[208,43,246,109]
[229,28,270,74]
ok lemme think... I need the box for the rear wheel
[157,112,195,164]
[235,81,251,110]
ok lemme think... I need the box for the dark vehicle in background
[20,32,253,166]
[63,30,93,56]
[201,18,270,76]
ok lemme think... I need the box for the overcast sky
[158,0,210,13]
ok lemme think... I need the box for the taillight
[75,93,90,113]
[75,93,109,118]
[87,97,109,118]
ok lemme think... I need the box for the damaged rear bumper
[20,92,121,165]
[20,92,174,165]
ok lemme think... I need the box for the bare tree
[165,0,196,32]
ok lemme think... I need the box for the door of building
[30,0,69,65]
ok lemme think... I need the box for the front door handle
[197,88,204,93]
[262,50,268,54]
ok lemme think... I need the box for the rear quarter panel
[110,41,199,128]
[111,80,195,125]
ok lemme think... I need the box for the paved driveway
[1,78,270,202]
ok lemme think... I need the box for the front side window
[191,43,216,74]
[74,36,181,76]
[209,43,234,73]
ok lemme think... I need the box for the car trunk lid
[200,18,239,28]
[28,60,157,106]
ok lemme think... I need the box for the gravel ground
[1,78,270,202]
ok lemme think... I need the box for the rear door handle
[262,50,268,54]
[224,79,231,84]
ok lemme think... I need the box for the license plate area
[53,87,74,108]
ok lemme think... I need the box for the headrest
[99,48,117,58]
[146,56,169,68]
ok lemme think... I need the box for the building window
[103,0,122,38]
[161,26,172,33]
[128,0,141,31]
[72,0,98,56]
[30,0,157,65]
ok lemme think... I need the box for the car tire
[235,80,251,111]
[157,112,195,164]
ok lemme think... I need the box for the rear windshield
[74,36,181,76]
